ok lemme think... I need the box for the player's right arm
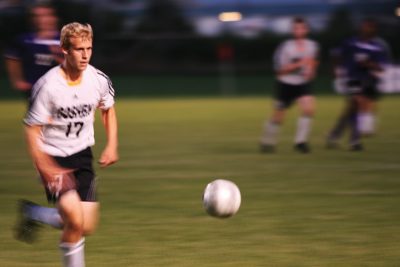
[4,36,31,91]
[25,124,58,173]
[24,80,74,193]
[5,58,31,91]
[25,124,75,194]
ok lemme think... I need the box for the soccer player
[260,17,319,153]
[357,19,391,136]
[327,19,387,150]
[4,2,62,100]
[15,22,118,267]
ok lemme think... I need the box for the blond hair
[60,22,93,49]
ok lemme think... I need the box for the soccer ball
[203,179,241,218]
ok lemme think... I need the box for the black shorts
[274,81,312,109]
[346,79,381,100]
[44,147,97,203]
[362,85,381,100]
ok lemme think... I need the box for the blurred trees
[53,1,92,27]
[322,8,354,45]
[1,0,399,76]
[0,4,28,44]
[135,0,193,34]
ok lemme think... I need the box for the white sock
[261,120,280,145]
[369,114,376,133]
[295,116,312,144]
[27,205,63,229]
[358,112,375,134]
[60,238,85,267]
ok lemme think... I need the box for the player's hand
[360,60,382,72]
[98,146,119,167]
[302,58,318,67]
[15,81,31,91]
[45,171,76,196]
[35,156,76,195]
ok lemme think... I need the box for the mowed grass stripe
[0,96,399,266]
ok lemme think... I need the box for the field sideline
[0,96,400,266]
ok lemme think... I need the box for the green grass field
[0,96,400,266]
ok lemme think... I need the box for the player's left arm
[360,42,388,73]
[304,42,320,81]
[359,52,384,73]
[304,58,319,80]
[365,50,387,73]
[99,106,119,167]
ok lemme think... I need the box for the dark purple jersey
[338,37,387,83]
[4,32,61,87]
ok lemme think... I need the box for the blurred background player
[15,22,118,267]
[327,18,388,150]
[260,17,319,153]
[358,19,392,136]
[4,2,62,101]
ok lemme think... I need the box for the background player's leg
[327,98,352,145]
[58,190,85,267]
[358,97,376,136]
[294,95,315,153]
[349,96,363,151]
[260,107,285,152]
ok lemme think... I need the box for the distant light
[219,12,242,22]
[396,7,400,17]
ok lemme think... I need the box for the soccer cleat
[14,200,42,243]
[260,144,276,153]
[294,142,311,154]
[349,143,364,151]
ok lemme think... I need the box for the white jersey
[274,39,319,85]
[24,64,115,157]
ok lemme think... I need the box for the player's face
[31,7,58,33]
[360,21,377,39]
[64,37,92,72]
[292,22,309,39]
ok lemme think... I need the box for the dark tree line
[1,1,399,75]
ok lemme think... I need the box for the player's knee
[58,192,83,231]
[302,107,314,117]
[305,110,314,117]
[272,111,285,124]
[272,117,283,124]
